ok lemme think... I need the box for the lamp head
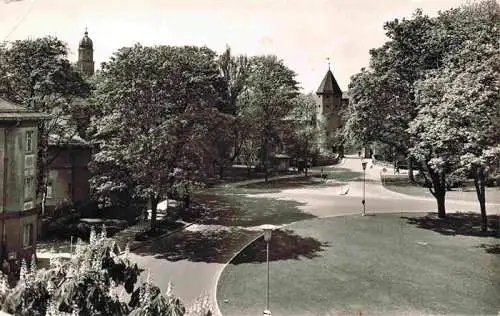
[263,228,272,242]
[262,224,275,242]
[362,161,368,170]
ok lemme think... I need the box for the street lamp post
[263,227,273,316]
[362,161,367,216]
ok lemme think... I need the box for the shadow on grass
[232,229,329,264]
[478,243,500,254]
[132,228,328,264]
[240,176,328,190]
[311,166,351,172]
[402,212,499,238]
[132,228,260,263]
[182,193,315,227]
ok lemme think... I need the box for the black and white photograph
[0,0,499,315]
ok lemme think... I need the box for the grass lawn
[182,176,345,227]
[218,213,500,316]
[186,189,314,227]
[240,176,334,190]
[383,183,500,204]
[309,167,363,182]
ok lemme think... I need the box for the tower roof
[316,69,342,95]
[79,29,93,49]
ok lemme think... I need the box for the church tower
[316,63,344,152]
[77,29,94,76]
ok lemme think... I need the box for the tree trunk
[474,167,488,232]
[219,163,224,180]
[428,166,447,218]
[184,184,191,209]
[407,156,415,183]
[263,138,269,182]
[435,189,446,219]
[149,194,159,233]
[304,150,308,177]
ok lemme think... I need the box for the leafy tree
[408,0,500,219]
[346,0,499,218]
[218,45,250,116]
[283,93,319,175]
[345,10,439,181]
[89,44,225,232]
[0,226,211,315]
[210,46,251,179]
[0,36,91,214]
[240,55,299,181]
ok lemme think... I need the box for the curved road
[129,156,498,314]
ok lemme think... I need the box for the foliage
[208,46,251,179]
[0,37,91,203]
[89,44,228,230]
[238,55,299,179]
[218,45,250,116]
[282,93,319,173]
[0,226,211,315]
[345,0,500,217]
[408,0,500,218]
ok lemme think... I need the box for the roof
[273,154,291,159]
[79,30,93,49]
[0,98,51,121]
[48,134,91,147]
[316,69,342,96]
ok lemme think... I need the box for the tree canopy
[345,0,500,219]
[89,44,229,231]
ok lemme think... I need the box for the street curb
[211,214,340,316]
[212,231,267,316]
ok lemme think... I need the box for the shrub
[0,225,211,316]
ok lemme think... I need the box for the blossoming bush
[0,226,212,316]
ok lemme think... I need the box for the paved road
[128,156,498,314]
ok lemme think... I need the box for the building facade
[46,136,92,210]
[0,98,49,262]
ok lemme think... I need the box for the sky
[1,0,471,93]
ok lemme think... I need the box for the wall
[316,93,343,151]
[46,145,91,206]
[1,124,38,213]
[0,121,39,260]
[3,213,37,260]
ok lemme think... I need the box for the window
[23,224,33,248]
[46,183,53,199]
[25,131,34,153]
[24,177,34,200]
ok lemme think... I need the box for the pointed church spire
[327,57,331,70]
[316,63,342,96]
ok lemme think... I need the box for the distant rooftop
[0,98,51,121]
